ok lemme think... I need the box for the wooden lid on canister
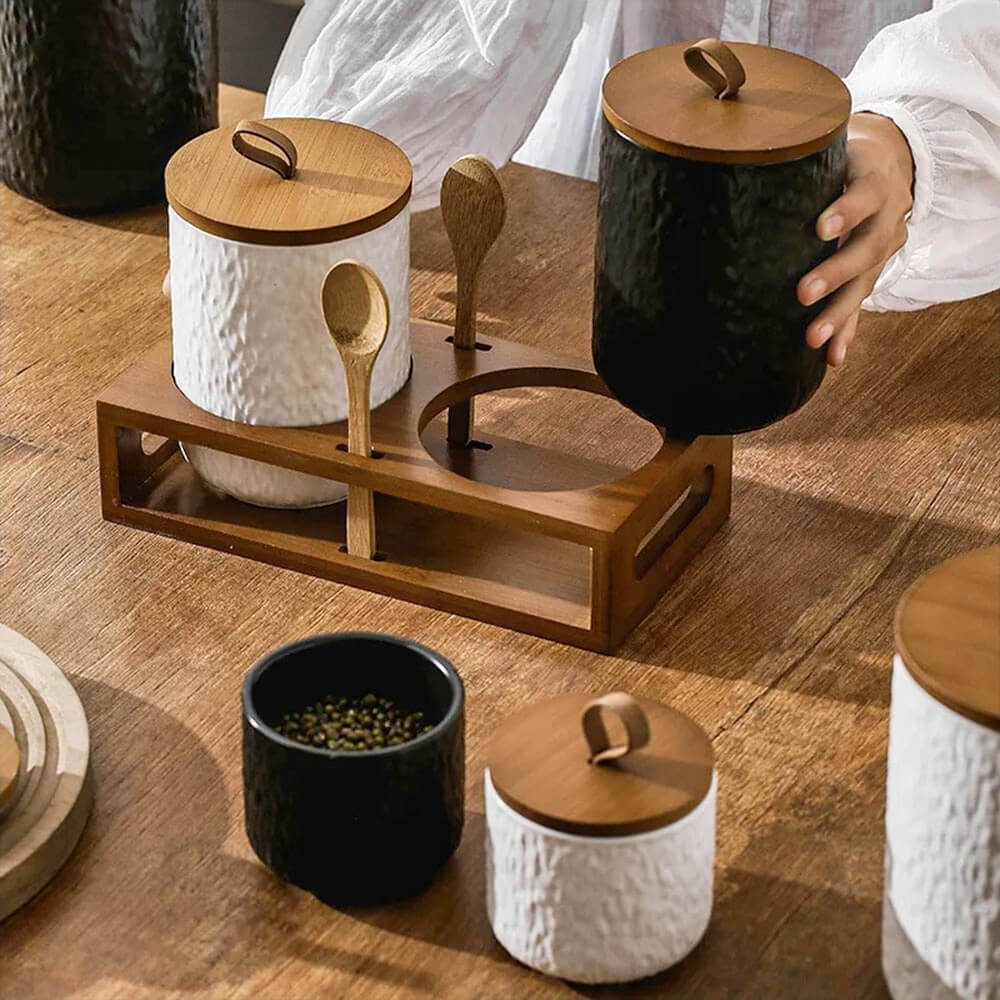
[165,117,412,246]
[602,39,850,165]
[488,691,714,837]
[895,546,1000,732]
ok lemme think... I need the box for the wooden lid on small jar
[602,39,850,165]
[895,546,1000,732]
[488,691,714,837]
[165,117,412,246]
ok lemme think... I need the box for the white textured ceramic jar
[485,692,716,984]
[165,118,413,507]
[884,548,1000,1000]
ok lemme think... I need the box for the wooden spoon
[322,260,390,560]
[440,155,506,445]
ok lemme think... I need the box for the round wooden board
[895,546,1000,732]
[0,625,92,920]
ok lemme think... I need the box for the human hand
[797,112,914,366]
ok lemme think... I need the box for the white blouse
[267,0,1000,311]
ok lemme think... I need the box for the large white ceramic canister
[164,117,412,507]
[884,547,1000,1000]
[485,691,716,984]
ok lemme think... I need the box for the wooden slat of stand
[97,320,731,651]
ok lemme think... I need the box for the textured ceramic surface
[170,206,411,506]
[243,633,464,906]
[180,443,348,508]
[883,846,965,1000]
[593,120,847,436]
[0,0,217,213]
[485,768,716,984]
[885,656,1000,1000]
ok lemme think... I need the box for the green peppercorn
[275,693,433,752]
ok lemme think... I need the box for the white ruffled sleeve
[845,0,1000,311]
[264,0,585,210]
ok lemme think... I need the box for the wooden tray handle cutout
[583,692,651,765]
[683,38,746,99]
[232,119,298,179]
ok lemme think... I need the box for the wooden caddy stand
[97,320,732,652]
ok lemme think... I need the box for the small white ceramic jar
[884,547,1000,1000]
[164,118,413,507]
[485,691,716,984]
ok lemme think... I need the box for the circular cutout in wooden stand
[0,625,92,919]
[418,370,667,493]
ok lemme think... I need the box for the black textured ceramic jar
[593,40,851,436]
[243,633,465,906]
[0,0,218,213]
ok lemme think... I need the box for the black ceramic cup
[242,633,465,906]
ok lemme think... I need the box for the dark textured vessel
[242,633,465,906]
[593,40,851,436]
[0,0,218,213]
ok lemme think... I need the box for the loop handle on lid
[582,692,651,764]
[232,119,298,179]
[683,38,746,99]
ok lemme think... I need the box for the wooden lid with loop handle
[165,116,412,246]
[601,37,850,165]
[487,691,714,837]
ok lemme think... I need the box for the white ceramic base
[885,656,1000,1000]
[180,443,347,508]
[484,768,716,984]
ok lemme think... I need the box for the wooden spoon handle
[347,486,376,560]
[343,357,376,559]
[344,358,374,459]
[453,267,478,351]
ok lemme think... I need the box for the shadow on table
[618,475,995,711]
[70,201,169,238]
[576,756,892,998]
[3,676,435,997]
[342,810,506,964]
[34,201,167,238]
[349,779,891,1000]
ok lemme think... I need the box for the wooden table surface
[3,86,998,1000]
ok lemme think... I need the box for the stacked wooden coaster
[0,625,92,919]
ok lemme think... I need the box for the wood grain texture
[165,117,412,245]
[602,42,850,164]
[0,724,19,808]
[322,260,391,560]
[440,156,506,445]
[894,545,1000,731]
[2,85,999,999]
[489,692,714,836]
[96,327,730,651]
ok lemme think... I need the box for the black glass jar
[0,0,218,214]
[593,39,850,436]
